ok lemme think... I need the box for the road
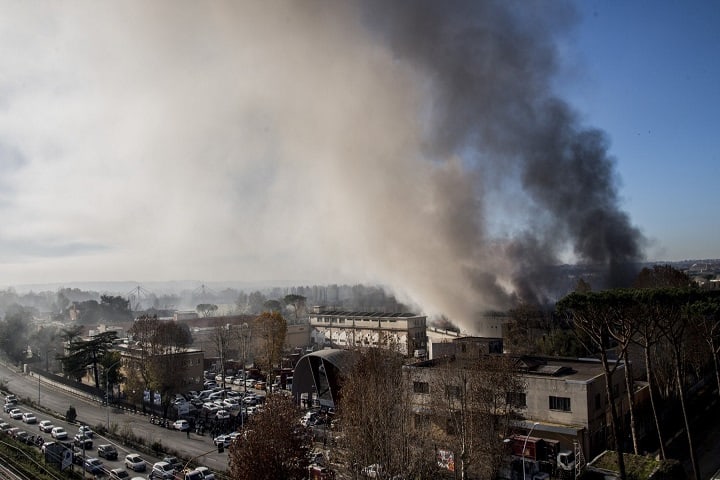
[0,361,230,476]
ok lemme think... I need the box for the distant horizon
[6,257,716,295]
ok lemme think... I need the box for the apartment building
[405,337,637,461]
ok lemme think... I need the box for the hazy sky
[0,1,717,331]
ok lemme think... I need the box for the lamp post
[240,323,250,429]
[105,359,122,431]
[523,422,540,480]
[37,365,41,406]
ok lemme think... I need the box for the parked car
[215,409,230,420]
[15,430,31,444]
[110,468,131,480]
[150,461,176,479]
[172,419,190,431]
[51,426,68,440]
[9,408,22,419]
[195,466,215,480]
[5,394,17,404]
[78,425,94,437]
[213,434,230,447]
[98,444,118,460]
[38,420,54,432]
[3,403,15,412]
[21,412,37,424]
[0,422,11,433]
[41,441,56,453]
[74,433,93,450]
[162,456,182,472]
[125,453,146,472]
[184,469,204,480]
[84,457,104,474]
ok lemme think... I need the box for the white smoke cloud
[0,1,642,334]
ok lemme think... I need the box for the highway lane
[0,361,230,475]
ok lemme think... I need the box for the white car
[38,420,54,432]
[78,425,94,438]
[9,408,22,419]
[21,412,37,424]
[213,434,230,447]
[215,409,230,420]
[195,466,215,480]
[172,419,189,431]
[125,453,146,472]
[51,426,68,440]
[151,461,176,479]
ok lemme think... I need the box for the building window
[445,412,460,435]
[414,414,430,429]
[549,396,571,412]
[507,392,527,408]
[413,381,429,394]
[445,385,462,398]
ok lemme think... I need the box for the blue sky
[563,0,720,261]
[0,1,717,325]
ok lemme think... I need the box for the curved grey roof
[291,349,359,409]
[302,348,358,375]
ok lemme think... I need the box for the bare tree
[228,394,311,480]
[126,315,193,416]
[427,354,525,480]
[253,311,287,382]
[338,348,434,479]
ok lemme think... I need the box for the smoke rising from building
[0,1,644,334]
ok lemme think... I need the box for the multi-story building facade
[115,342,205,395]
[308,306,427,356]
[405,337,637,462]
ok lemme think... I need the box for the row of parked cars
[0,394,121,477]
[2,392,217,480]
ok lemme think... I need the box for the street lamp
[523,422,540,480]
[105,359,122,431]
[240,323,250,429]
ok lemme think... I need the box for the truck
[507,435,575,480]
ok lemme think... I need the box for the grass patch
[591,451,662,480]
